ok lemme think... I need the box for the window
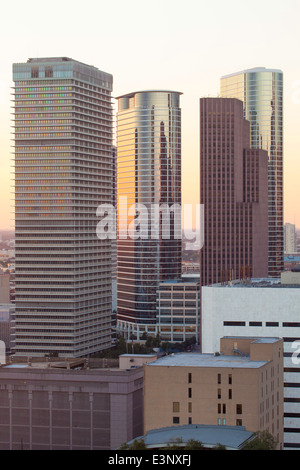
[228,374,232,385]
[222,404,226,414]
[31,67,39,78]
[236,419,243,426]
[236,404,243,414]
[228,389,232,399]
[173,417,180,424]
[188,373,192,384]
[173,402,180,413]
[188,388,192,398]
[218,388,221,399]
[218,373,221,384]
[188,417,192,425]
[188,402,192,413]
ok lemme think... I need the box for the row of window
[172,416,243,426]
[16,113,72,119]
[15,106,73,113]
[224,321,300,327]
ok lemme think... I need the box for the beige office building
[144,336,284,449]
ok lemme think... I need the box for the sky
[0,0,299,230]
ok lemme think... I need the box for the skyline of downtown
[2,1,300,449]
[0,0,300,231]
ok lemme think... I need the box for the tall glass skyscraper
[220,68,283,278]
[116,91,182,339]
[200,97,269,286]
[13,57,114,357]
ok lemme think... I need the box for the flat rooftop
[146,352,267,369]
[223,336,280,344]
[209,278,300,288]
[116,90,183,99]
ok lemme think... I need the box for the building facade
[13,58,114,357]
[116,91,182,339]
[220,68,284,278]
[156,278,200,344]
[201,272,300,449]
[284,223,297,254]
[0,360,143,450]
[200,97,269,286]
[143,336,284,449]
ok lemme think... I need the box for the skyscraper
[13,57,114,357]
[116,91,182,339]
[284,222,297,254]
[220,68,284,278]
[200,97,269,286]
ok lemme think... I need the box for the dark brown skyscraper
[200,97,268,286]
[220,68,284,278]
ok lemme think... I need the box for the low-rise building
[156,277,200,343]
[143,336,284,449]
[0,358,144,450]
[201,272,300,449]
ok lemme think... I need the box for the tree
[242,431,278,450]
[212,443,226,450]
[145,334,161,349]
[119,442,130,450]
[185,439,204,450]
[127,439,147,450]
[164,437,184,449]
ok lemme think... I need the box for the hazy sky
[0,0,299,229]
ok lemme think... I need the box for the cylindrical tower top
[117,90,182,111]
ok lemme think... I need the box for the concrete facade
[0,361,143,450]
[156,278,200,343]
[201,275,300,449]
[13,58,114,357]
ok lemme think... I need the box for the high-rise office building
[200,97,269,286]
[220,68,284,277]
[284,222,297,254]
[116,91,182,339]
[13,57,114,357]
